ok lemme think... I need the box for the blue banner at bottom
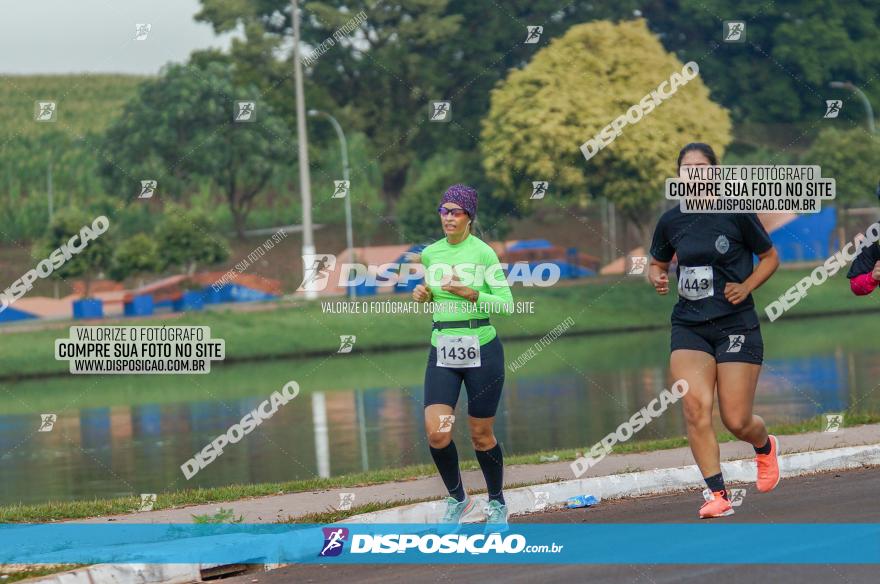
[1,524,878,564]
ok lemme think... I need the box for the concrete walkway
[72,423,880,524]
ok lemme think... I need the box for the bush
[396,150,472,244]
[109,233,161,283]
[155,205,230,275]
[32,207,114,297]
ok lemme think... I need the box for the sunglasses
[438,207,468,218]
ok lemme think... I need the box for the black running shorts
[424,335,505,418]
[670,310,764,365]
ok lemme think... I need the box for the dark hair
[677,142,718,172]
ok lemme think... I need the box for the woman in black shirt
[649,143,781,519]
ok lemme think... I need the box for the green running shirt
[420,233,514,347]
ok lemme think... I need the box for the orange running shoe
[755,434,781,493]
[699,491,734,519]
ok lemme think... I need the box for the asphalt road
[224,468,879,584]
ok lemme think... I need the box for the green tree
[397,151,466,244]
[424,0,640,155]
[155,207,230,276]
[100,61,294,238]
[109,233,161,286]
[195,0,639,200]
[197,0,461,200]
[802,127,880,234]
[310,131,387,245]
[641,0,880,124]
[397,149,516,244]
[481,19,732,244]
[33,209,114,298]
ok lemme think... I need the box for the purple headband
[440,184,478,220]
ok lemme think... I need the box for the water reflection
[1,318,879,505]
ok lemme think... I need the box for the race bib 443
[678,266,713,300]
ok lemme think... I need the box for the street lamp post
[291,0,317,299]
[47,149,53,224]
[830,81,876,133]
[47,148,57,299]
[309,109,356,299]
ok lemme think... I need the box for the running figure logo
[139,493,157,512]
[338,492,355,510]
[726,335,745,353]
[534,491,549,510]
[38,414,57,432]
[139,180,157,199]
[297,254,337,292]
[530,181,549,200]
[715,234,730,254]
[723,21,746,42]
[34,101,57,122]
[338,335,356,353]
[437,414,455,433]
[824,414,843,433]
[332,180,350,199]
[319,527,349,557]
[524,26,543,44]
[628,256,648,275]
[135,23,152,40]
[234,101,256,122]
[429,101,451,122]
[824,100,842,119]
[728,488,747,507]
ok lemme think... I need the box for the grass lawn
[1,266,877,379]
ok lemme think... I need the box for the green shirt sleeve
[476,245,514,315]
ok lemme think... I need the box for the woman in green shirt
[412,184,514,531]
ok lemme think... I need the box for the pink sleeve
[850,272,879,296]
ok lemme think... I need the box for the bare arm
[724,247,779,305]
[649,258,671,295]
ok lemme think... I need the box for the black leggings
[423,335,505,418]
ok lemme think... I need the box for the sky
[0,0,237,74]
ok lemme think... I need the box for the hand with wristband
[441,273,478,303]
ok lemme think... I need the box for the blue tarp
[389,244,427,293]
[769,206,838,262]
[511,260,594,280]
[508,239,553,251]
[391,243,428,266]
[207,284,277,304]
[0,305,38,323]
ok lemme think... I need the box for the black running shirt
[650,207,773,325]
[847,239,880,278]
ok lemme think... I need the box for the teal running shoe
[440,495,474,525]
[484,499,509,533]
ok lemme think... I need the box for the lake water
[1,314,877,505]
